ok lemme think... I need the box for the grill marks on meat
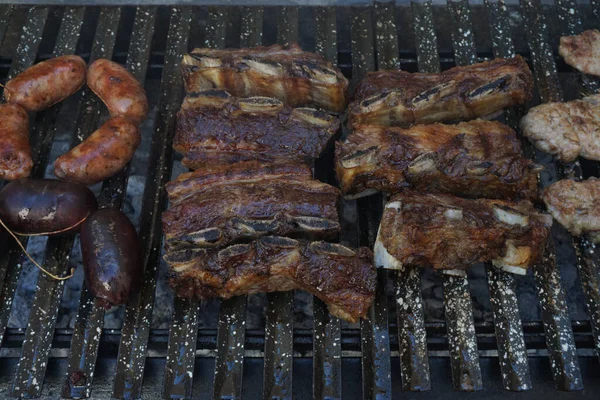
[543,178,600,243]
[559,29,600,77]
[162,162,340,250]
[174,90,339,169]
[375,190,552,274]
[349,56,533,127]
[335,120,541,200]
[181,43,349,112]
[520,94,600,162]
[166,237,375,323]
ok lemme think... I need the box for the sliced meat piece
[335,120,541,201]
[181,43,349,112]
[559,29,600,77]
[375,190,552,274]
[542,178,600,243]
[165,237,375,323]
[520,94,600,162]
[349,56,533,127]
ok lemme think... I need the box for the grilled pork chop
[174,90,339,169]
[543,178,600,243]
[165,237,375,322]
[375,190,552,274]
[520,94,600,162]
[335,120,541,200]
[181,43,349,112]
[162,162,340,251]
[348,56,533,127]
[559,29,600,77]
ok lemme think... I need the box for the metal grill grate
[0,2,599,399]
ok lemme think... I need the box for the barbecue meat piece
[375,190,552,274]
[162,162,340,251]
[174,90,339,169]
[335,120,541,200]
[559,29,600,77]
[348,56,533,127]
[181,43,349,112]
[165,237,375,322]
[543,178,600,243]
[521,94,600,163]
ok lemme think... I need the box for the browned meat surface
[349,56,533,127]
[559,29,600,77]
[162,162,340,250]
[543,178,600,243]
[165,237,375,322]
[520,95,600,162]
[335,120,540,200]
[174,90,339,169]
[375,190,552,273]
[181,43,349,112]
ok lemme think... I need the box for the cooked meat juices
[181,43,349,112]
[0,103,32,180]
[520,94,600,162]
[165,237,375,323]
[335,120,541,200]
[349,56,534,127]
[375,190,552,274]
[174,90,339,169]
[559,29,600,77]
[543,178,600,243]
[162,162,340,250]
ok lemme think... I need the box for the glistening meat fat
[165,237,375,323]
[375,190,552,274]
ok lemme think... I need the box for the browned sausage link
[53,116,141,185]
[87,59,148,125]
[0,103,32,180]
[4,55,87,112]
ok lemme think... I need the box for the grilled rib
[348,56,533,127]
[165,237,375,323]
[375,190,552,274]
[543,178,600,243]
[181,43,349,112]
[520,94,600,163]
[162,162,340,251]
[559,29,600,77]
[335,120,540,200]
[174,90,339,169]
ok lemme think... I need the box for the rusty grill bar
[0,2,599,399]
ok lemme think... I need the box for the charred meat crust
[375,190,552,272]
[174,91,340,169]
[348,56,534,127]
[180,43,349,112]
[165,237,375,323]
[335,120,541,201]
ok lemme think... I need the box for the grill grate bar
[450,0,531,391]
[62,7,156,399]
[312,7,342,400]
[0,5,13,49]
[113,6,190,399]
[520,0,584,390]
[11,7,122,398]
[240,6,263,47]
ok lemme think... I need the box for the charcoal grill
[0,1,599,399]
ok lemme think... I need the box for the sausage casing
[0,103,32,180]
[87,59,148,124]
[54,116,141,185]
[4,55,86,112]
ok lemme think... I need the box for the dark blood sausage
[0,103,32,180]
[53,116,141,185]
[4,55,86,112]
[80,209,142,308]
[87,59,148,124]
[0,179,97,235]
